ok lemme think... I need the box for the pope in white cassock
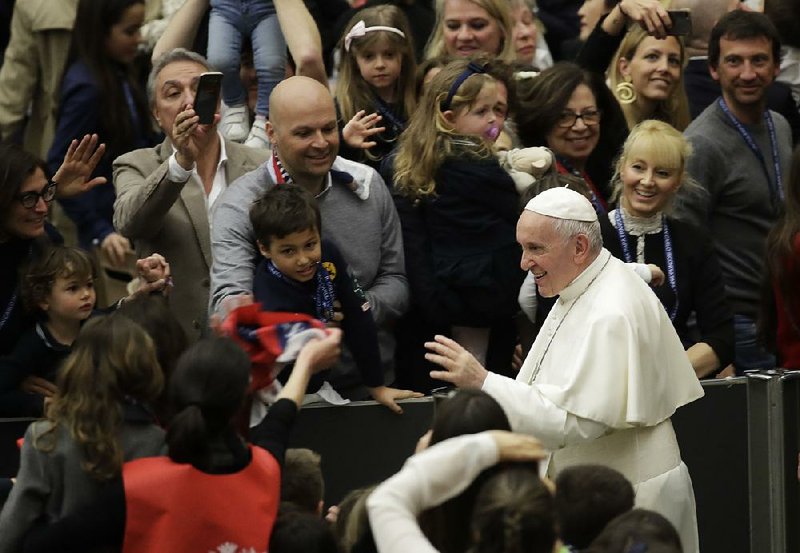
[425,187,704,553]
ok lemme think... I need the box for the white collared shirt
[167,132,229,216]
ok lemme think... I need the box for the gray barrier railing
[1,373,798,553]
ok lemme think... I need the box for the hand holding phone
[666,10,691,36]
[193,72,223,125]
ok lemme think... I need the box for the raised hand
[52,134,107,198]
[342,110,386,150]
[425,334,489,390]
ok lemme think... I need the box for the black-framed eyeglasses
[15,181,57,209]
[556,109,602,128]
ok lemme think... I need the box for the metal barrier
[1,374,797,553]
[746,370,800,553]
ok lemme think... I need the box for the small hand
[100,232,133,268]
[325,505,340,524]
[647,263,665,287]
[488,430,546,462]
[296,328,343,373]
[511,343,524,373]
[342,110,386,150]
[209,294,255,335]
[415,429,433,453]
[327,300,344,328]
[369,385,424,415]
[52,134,107,198]
[20,376,58,398]
[126,254,172,298]
[425,334,489,389]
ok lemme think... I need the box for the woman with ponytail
[20,329,342,552]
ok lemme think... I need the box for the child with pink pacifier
[390,58,530,374]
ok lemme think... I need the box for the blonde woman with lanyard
[604,120,734,378]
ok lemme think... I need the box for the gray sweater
[0,419,164,553]
[677,100,792,319]
[209,156,409,386]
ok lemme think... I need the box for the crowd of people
[0,0,799,551]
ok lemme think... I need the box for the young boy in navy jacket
[249,185,420,413]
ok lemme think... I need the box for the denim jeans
[733,314,776,374]
[208,0,286,116]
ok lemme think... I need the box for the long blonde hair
[36,314,163,481]
[425,0,516,62]
[336,5,417,124]
[608,26,691,131]
[393,58,496,199]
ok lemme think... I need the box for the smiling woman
[609,27,691,130]
[604,120,733,378]
[425,0,516,62]
[516,62,628,212]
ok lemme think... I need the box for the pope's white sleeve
[482,372,608,450]
[518,271,538,323]
[367,434,499,553]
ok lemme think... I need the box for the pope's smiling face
[516,211,585,298]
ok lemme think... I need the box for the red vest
[122,446,280,553]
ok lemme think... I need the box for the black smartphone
[193,71,223,125]
[667,10,691,36]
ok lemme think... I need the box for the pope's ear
[574,233,591,261]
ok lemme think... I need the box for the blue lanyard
[266,260,336,322]
[613,209,679,321]
[556,156,607,215]
[718,97,784,205]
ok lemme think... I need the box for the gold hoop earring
[615,75,637,105]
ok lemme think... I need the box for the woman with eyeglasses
[515,62,628,214]
[0,137,105,356]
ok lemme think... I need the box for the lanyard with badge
[613,210,679,321]
[718,97,784,206]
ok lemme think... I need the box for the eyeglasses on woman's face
[16,181,56,209]
[556,109,602,128]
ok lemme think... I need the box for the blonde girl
[609,26,691,131]
[0,314,164,552]
[392,58,523,381]
[425,0,516,63]
[336,5,417,169]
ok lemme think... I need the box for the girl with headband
[391,58,525,390]
[335,5,417,172]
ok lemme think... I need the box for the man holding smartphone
[112,48,269,342]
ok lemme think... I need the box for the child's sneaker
[219,103,250,142]
[244,116,270,149]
